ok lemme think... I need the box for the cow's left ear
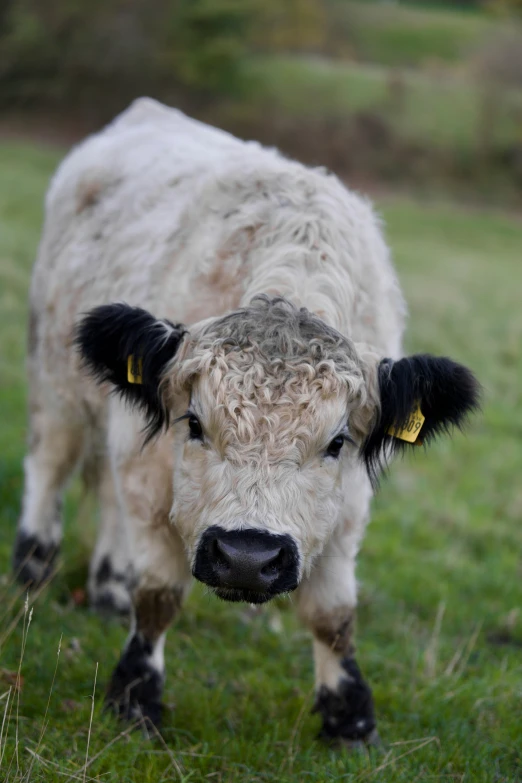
[75,303,187,441]
[362,354,480,484]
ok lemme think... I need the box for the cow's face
[169,345,366,599]
[77,296,480,604]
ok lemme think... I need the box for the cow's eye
[188,415,203,441]
[326,435,344,458]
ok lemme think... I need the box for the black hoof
[105,634,164,732]
[313,657,377,745]
[90,556,132,618]
[13,531,59,588]
[92,591,131,619]
[105,691,163,731]
[321,728,384,754]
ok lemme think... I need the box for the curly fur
[169,296,371,463]
[16,100,479,742]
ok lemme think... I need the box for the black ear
[362,354,480,485]
[75,303,187,440]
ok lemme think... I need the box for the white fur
[21,98,406,697]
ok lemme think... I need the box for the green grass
[245,55,522,150]
[1,142,522,782]
[327,1,497,67]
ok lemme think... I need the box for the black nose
[193,526,299,603]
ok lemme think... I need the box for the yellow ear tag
[388,402,425,443]
[127,355,143,385]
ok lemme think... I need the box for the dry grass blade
[424,602,445,679]
[84,661,98,783]
[444,637,467,678]
[64,721,141,782]
[444,621,482,679]
[146,718,185,780]
[0,541,59,640]
[23,633,62,781]
[15,598,32,772]
[454,622,482,680]
[390,736,441,747]
[356,736,439,780]
[0,565,59,652]
[0,596,32,780]
[0,584,35,640]
[0,542,40,611]
[278,684,315,775]
[0,687,12,767]
[25,748,103,782]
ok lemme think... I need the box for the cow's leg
[296,530,377,746]
[104,418,191,728]
[86,457,132,616]
[13,404,83,588]
[105,528,191,729]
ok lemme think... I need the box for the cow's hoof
[90,581,132,618]
[313,657,377,747]
[105,635,164,732]
[327,728,384,754]
[89,556,132,617]
[106,691,163,732]
[12,531,59,588]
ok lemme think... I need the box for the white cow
[14,98,479,742]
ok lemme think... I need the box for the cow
[13,98,479,745]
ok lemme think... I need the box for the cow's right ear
[75,303,187,440]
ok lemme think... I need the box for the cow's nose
[193,526,299,601]
[213,536,283,590]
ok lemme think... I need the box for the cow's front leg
[105,423,191,729]
[310,633,376,746]
[105,521,191,729]
[106,580,185,728]
[87,456,132,617]
[296,535,377,746]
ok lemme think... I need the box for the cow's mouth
[212,586,275,604]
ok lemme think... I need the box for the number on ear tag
[388,402,425,443]
[127,355,143,385]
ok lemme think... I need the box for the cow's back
[31,98,259,315]
[30,98,405,412]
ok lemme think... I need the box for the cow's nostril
[212,538,230,570]
[260,548,285,576]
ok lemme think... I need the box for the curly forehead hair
[204,295,352,362]
[171,296,367,418]
[166,297,371,465]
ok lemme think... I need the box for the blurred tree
[158,0,253,92]
[395,1,479,6]
[484,0,522,12]
[250,0,327,53]
[475,27,522,86]
[0,0,266,109]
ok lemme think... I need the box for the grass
[244,55,522,150]
[327,1,497,67]
[240,2,522,169]
[0,141,521,782]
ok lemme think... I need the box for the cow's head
[76,296,480,603]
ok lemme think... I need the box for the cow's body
[15,99,478,744]
[32,97,404,398]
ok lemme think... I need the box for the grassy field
[327,0,496,66]
[239,2,522,196]
[246,55,522,150]
[0,142,521,782]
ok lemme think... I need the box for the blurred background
[1,3,522,781]
[1,0,522,202]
